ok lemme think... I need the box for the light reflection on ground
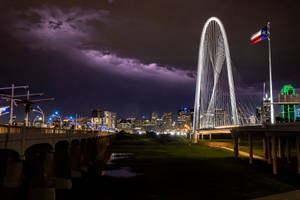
[107,153,133,164]
[101,153,139,178]
[103,167,137,178]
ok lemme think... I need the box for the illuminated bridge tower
[278,84,299,122]
[193,17,239,134]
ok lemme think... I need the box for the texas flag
[250,25,269,45]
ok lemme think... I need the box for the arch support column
[54,141,72,190]
[0,150,23,200]
[25,144,55,200]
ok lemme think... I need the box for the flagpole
[268,22,275,124]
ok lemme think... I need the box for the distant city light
[54,111,59,115]
[184,106,188,114]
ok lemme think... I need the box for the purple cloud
[81,49,194,82]
[13,6,110,50]
[10,6,195,83]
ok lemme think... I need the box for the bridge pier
[54,141,72,190]
[296,136,300,174]
[248,134,253,164]
[286,137,291,164]
[25,144,55,200]
[263,136,267,160]
[266,136,272,164]
[79,139,89,173]
[70,140,82,178]
[87,138,97,165]
[0,150,23,200]
[278,137,286,161]
[271,136,277,175]
[192,133,199,143]
[233,134,239,159]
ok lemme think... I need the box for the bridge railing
[0,125,112,137]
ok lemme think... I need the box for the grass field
[62,133,300,200]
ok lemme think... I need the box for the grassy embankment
[97,133,300,200]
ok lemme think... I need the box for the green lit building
[278,84,299,122]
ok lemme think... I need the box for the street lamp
[53,111,62,128]
[69,116,74,124]
[32,105,45,125]
[66,116,75,129]
[33,115,43,126]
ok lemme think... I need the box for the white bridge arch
[193,17,239,132]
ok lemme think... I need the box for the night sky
[0,0,300,121]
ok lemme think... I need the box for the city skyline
[0,0,300,120]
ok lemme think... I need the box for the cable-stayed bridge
[193,17,261,131]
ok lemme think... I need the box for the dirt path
[204,142,265,160]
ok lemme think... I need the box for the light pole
[32,105,45,125]
[47,117,53,127]
[0,84,29,125]
[68,116,75,129]
[53,111,62,128]
[33,115,43,126]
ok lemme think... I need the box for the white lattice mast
[193,17,239,133]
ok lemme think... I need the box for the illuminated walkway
[203,141,264,160]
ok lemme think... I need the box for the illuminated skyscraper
[111,112,117,129]
[278,84,299,122]
[152,112,158,121]
[177,107,193,129]
[103,111,117,129]
[263,94,271,124]
[91,109,103,129]
[162,112,173,131]
[151,112,159,126]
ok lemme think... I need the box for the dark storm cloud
[8,4,194,83]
